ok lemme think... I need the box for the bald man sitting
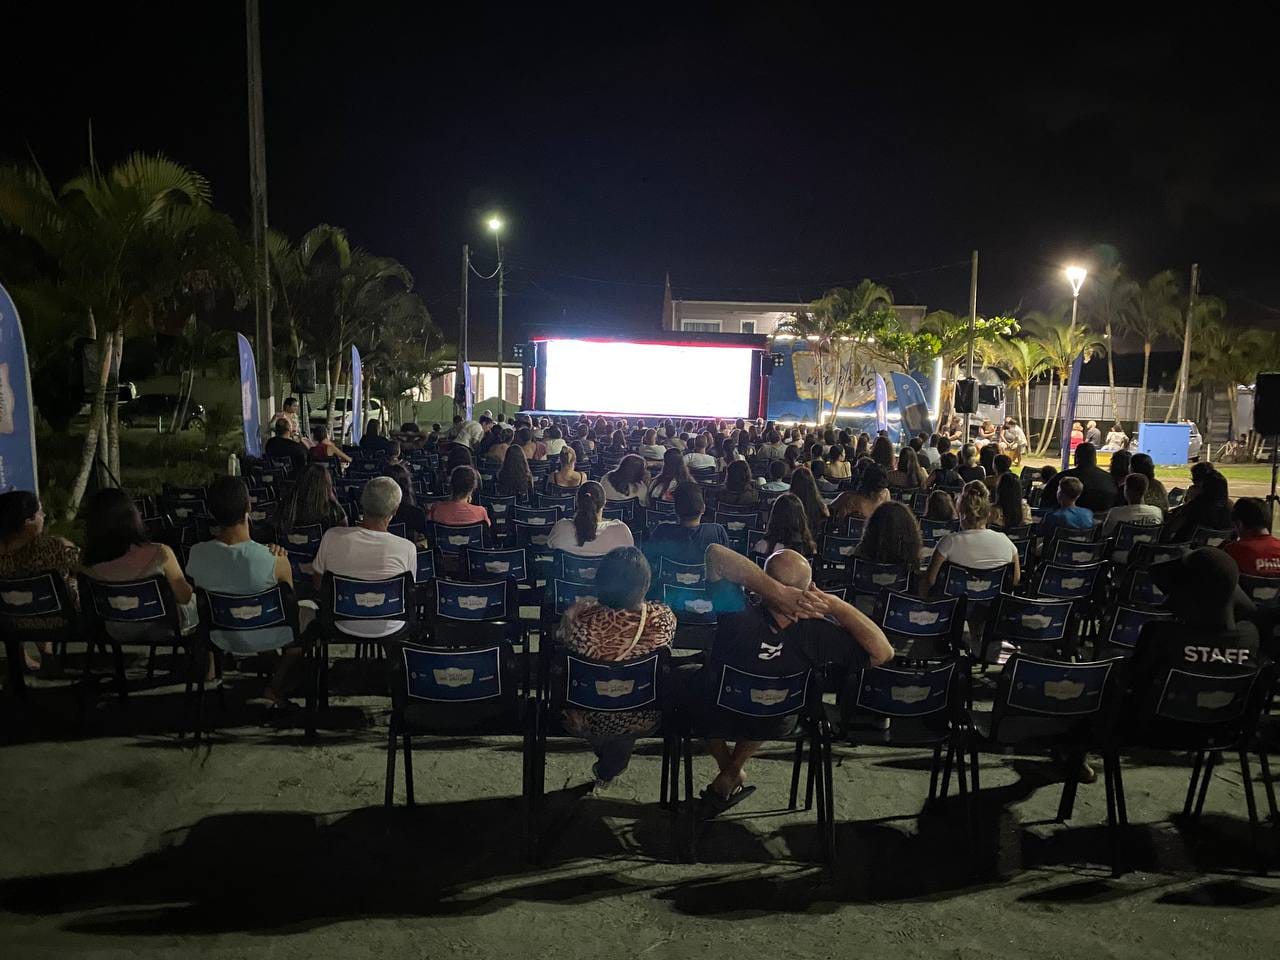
[692,544,894,813]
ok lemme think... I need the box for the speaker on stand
[1254,371,1280,524]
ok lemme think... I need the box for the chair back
[650,498,676,516]
[551,578,599,616]
[920,518,959,545]
[320,571,415,633]
[713,663,812,718]
[1191,527,1233,548]
[602,497,640,523]
[556,648,669,714]
[849,558,911,599]
[1111,521,1162,564]
[463,546,530,584]
[821,535,860,564]
[988,653,1124,743]
[513,505,559,527]
[842,660,962,733]
[1031,561,1107,603]
[415,548,436,583]
[79,574,182,635]
[538,493,576,516]
[433,577,514,622]
[0,572,79,649]
[1129,541,1191,568]
[555,550,602,583]
[658,557,706,588]
[979,593,1074,663]
[873,591,965,659]
[1128,664,1274,751]
[662,583,717,624]
[940,562,1011,603]
[197,583,299,638]
[1118,565,1166,607]
[429,521,487,557]
[393,642,521,731]
[1239,574,1280,609]
[279,523,324,558]
[1099,602,1173,650]
[1048,538,1109,566]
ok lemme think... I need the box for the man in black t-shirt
[687,545,894,811]
[264,419,306,475]
[1038,443,1116,513]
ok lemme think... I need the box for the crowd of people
[2,405,1275,814]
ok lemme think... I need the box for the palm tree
[0,153,243,516]
[1121,271,1182,423]
[1188,318,1269,444]
[1024,309,1105,456]
[1162,294,1227,423]
[1080,251,1137,425]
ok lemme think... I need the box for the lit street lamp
[1061,264,1088,470]
[489,216,505,408]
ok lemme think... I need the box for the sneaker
[1079,759,1097,784]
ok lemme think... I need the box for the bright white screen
[542,339,753,418]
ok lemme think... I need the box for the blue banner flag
[0,283,38,494]
[1060,353,1084,471]
[350,345,363,445]
[874,374,889,434]
[462,362,474,421]
[890,372,934,438]
[237,334,262,459]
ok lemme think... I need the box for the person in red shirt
[427,465,491,527]
[1222,497,1280,576]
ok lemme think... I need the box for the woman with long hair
[855,501,923,567]
[1109,450,1133,503]
[978,443,996,479]
[958,443,985,483]
[638,428,666,462]
[887,447,926,489]
[446,442,474,473]
[278,463,348,535]
[547,480,635,556]
[719,459,759,507]
[428,465,490,526]
[752,492,817,557]
[870,436,895,472]
[787,466,830,535]
[608,429,628,453]
[1129,453,1169,513]
[855,434,870,460]
[514,426,547,462]
[990,472,1032,529]
[484,427,513,465]
[924,481,1020,593]
[82,488,196,635]
[783,443,803,478]
[384,463,429,541]
[497,444,534,500]
[602,454,650,505]
[825,445,852,481]
[925,489,956,521]
[831,464,891,521]
[308,424,352,464]
[550,445,587,490]
[648,448,692,503]
[0,491,80,669]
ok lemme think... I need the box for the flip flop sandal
[699,784,757,819]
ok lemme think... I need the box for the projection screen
[541,338,756,418]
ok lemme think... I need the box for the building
[423,360,522,408]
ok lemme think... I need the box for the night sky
[5,4,1279,356]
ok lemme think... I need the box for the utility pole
[496,238,504,412]
[245,0,274,417]
[456,244,470,419]
[1176,262,1198,424]
[964,249,978,440]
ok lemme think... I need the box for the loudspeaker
[1254,371,1280,434]
[292,355,317,394]
[954,378,979,414]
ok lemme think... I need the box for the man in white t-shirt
[455,417,485,449]
[1102,473,1163,536]
[683,436,717,471]
[312,477,417,639]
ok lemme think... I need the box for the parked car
[309,396,385,436]
[1186,421,1203,461]
[118,394,206,431]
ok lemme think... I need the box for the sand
[2,650,1278,960]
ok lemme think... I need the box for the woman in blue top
[186,476,302,705]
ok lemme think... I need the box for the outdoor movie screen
[541,338,756,418]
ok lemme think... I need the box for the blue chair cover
[431,522,486,555]
[662,584,717,624]
[851,559,911,595]
[878,592,960,639]
[404,645,504,702]
[206,587,288,630]
[821,535,859,564]
[659,557,706,587]
[0,573,64,617]
[854,662,956,718]
[1154,668,1258,724]
[715,664,810,718]
[415,549,436,583]
[558,552,601,583]
[565,653,660,711]
[1103,604,1171,648]
[332,574,408,619]
[467,547,529,582]
[989,593,1073,644]
[553,579,598,615]
[1005,657,1115,715]
[87,578,169,623]
[434,579,508,621]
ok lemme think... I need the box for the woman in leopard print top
[561,547,675,788]
[0,491,80,670]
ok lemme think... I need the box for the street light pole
[964,250,978,441]
[487,216,504,412]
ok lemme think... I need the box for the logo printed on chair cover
[1,590,33,606]
[432,667,475,687]
[229,605,264,619]
[749,687,789,706]
[1196,689,1238,710]
[1020,614,1053,629]
[457,595,489,611]
[1255,585,1280,601]
[872,573,898,586]
[686,598,714,614]
[1069,551,1092,562]
[890,684,931,704]
[838,544,855,556]
[1044,679,1085,700]
[108,596,140,611]
[287,533,310,545]
[676,573,701,585]
[483,561,511,574]
[1060,576,1086,590]
[594,678,635,697]
[966,578,993,592]
[908,610,940,625]
[447,535,471,546]
[355,592,387,608]
[526,517,547,525]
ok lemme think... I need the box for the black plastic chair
[976,593,1076,666]
[0,572,79,701]
[1109,522,1163,566]
[1095,602,1172,656]
[872,591,967,661]
[316,571,417,709]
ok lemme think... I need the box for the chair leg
[304,645,317,739]
[1183,750,1205,817]
[1103,754,1122,876]
[1194,751,1218,818]
[403,734,415,806]
[1056,750,1083,823]
[1112,753,1129,827]
[804,737,817,811]
[112,645,128,708]
[683,734,697,863]
[789,737,805,809]
[193,671,206,745]
[821,728,836,863]
[1239,750,1265,873]
[384,725,398,807]
[1258,750,1279,821]
[927,743,943,802]
[939,741,955,802]
[659,735,670,809]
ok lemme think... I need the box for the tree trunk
[1163,377,1181,423]
[1137,340,1152,424]
[1034,377,1058,455]
[107,326,122,480]
[1105,314,1120,425]
[65,329,115,519]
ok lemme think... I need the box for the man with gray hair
[311,476,417,639]
[688,544,894,813]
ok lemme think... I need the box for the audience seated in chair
[752,493,816,558]
[924,483,1020,595]
[547,481,634,556]
[428,465,491,527]
[0,490,80,671]
[645,482,729,569]
[1102,473,1163,536]
[1038,476,1094,539]
[1223,497,1280,579]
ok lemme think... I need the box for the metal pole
[496,237,504,414]
[245,0,274,418]
[964,249,978,441]
[457,243,469,419]
[1176,262,1198,424]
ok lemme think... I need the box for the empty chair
[1096,602,1173,655]
[1191,527,1234,548]
[430,577,522,649]
[871,591,966,661]
[977,592,1075,665]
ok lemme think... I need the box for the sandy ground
[2,649,1279,960]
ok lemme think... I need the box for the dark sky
[5,4,1279,356]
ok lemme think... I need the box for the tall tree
[1121,270,1182,424]
[0,153,243,515]
[1023,309,1105,456]
[981,336,1049,429]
